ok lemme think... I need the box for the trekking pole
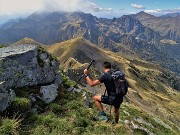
[66,60,95,98]
[110,105,112,115]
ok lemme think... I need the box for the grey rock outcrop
[40,84,58,103]
[0,82,16,112]
[0,44,62,111]
[0,45,61,87]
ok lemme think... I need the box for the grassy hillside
[0,72,179,135]
[11,37,44,46]
[46,37,180,134]
[1,37,179,134]
[46,37,108,63]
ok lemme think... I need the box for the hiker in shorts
[84,62,123,124]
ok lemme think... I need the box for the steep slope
[135,11,180,43]
[47,37,180,91]
[135,11,180,63]
[1,11,180,76]
[46,37,110,64]
[46,37,180,134]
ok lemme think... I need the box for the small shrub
[61,74,76,88]
[32,112,58,125]
[0,118,21,135]
[10,97,31,113]
[72,127,86,135]
[29,112,72,134]
[74,117,89,128]
[30,125,49,135]
[48,103,62,113]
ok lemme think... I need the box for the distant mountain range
[0,12,162,45]
[0,11,180,75]
[160,12,180,18]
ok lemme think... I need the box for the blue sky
[92,0,179,10]
[90,0,180,16]
[0,0,180,24]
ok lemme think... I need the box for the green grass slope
[1,37,179,134]
[0,73,178,135]
[46,37,180,134]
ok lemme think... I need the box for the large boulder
[0,44,61,87]
[0,44,62,111]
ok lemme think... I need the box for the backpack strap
[104,89,107,96]
[103,72,108,97]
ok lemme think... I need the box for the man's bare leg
[93,95,103,111]
[114,108,119,123]
[93,95,108,121]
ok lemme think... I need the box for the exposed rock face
[135,11,180,42]
[0,45,60,87]
[0,44,62,111]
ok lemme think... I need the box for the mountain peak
[136,11,155,18]
[12,37,43,46]
[137,11,146,15]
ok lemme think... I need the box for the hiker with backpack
[84,61,128,124]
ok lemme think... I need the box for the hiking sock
[100,111,106,116]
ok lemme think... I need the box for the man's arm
[84,69,101,87]
[85,76,101,87]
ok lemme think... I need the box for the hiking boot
[94,114,108,122]
[112,120,118,126]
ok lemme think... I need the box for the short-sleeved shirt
[98,70,116,95]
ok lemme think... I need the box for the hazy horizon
[0,0,180,25]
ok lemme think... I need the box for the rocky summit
[0,44,62,111]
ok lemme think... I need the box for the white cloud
[144,7,180,15]
[0,0,43,14]
[0,0,113,23]
[144,9,162,14]
[42,0,86,12]
[131,4,145,9]
[89,2,113,13]
[0,0,113,15]
[128,12,136,14]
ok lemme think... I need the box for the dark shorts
[101,94,123,109]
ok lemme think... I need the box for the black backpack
[111,71,128,96]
